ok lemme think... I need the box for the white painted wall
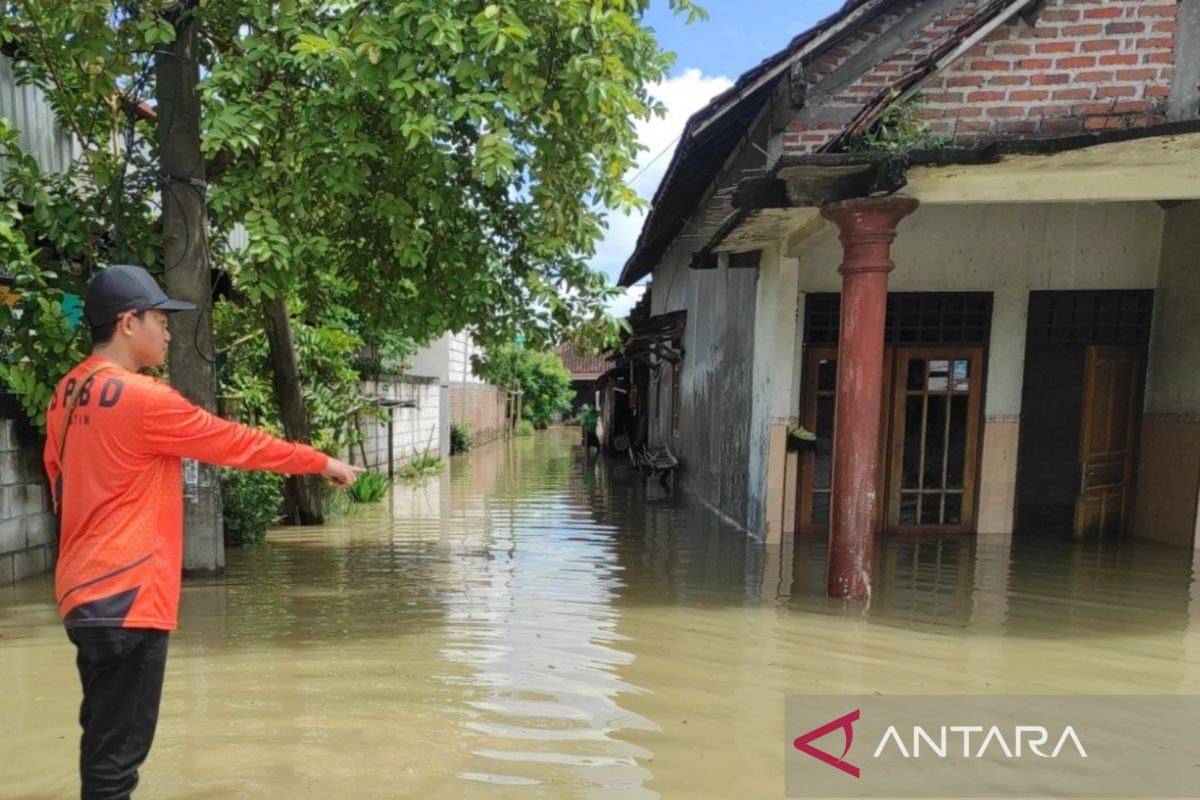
[408,333,451,382]
[448,330,487,386]
[354,378,444,469]
[747,243,802,536]
[791,202,1165,416]
[0,55,81,175]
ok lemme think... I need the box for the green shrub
[398,449,444,482]
[221,469,286,545]
[477,345,574,429]
[450,422,472,454]
[346,470,390,503]
[515,419,535,437]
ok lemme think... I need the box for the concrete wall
[790,201,1164,535]
[352,377,444,473]
[747,243,803,542]
[1136,202,1200,547]
[0,402,57,587]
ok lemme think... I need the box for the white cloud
[597,68,734,311]
[607,284,648,319]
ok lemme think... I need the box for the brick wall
[0,402,57,586]
[350,377,443,472]
[785,0,1179,153]
[451,383,509,446]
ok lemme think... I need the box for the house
[621,0,1200,596]
[556,341,609,417]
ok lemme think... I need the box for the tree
[480,345,573,429]
[0,0,706,510]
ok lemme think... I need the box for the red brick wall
[451,383,508,446]
[784,0,1179,153]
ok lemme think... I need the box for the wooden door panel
[1075,345,1140,538]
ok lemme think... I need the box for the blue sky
[598,0,844,315]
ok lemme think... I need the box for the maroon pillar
[821,196,918,600]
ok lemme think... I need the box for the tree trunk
[158,0,223,575]
[262,295,325,524]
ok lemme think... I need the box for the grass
[515,419,534,437]
[397,449,444,483]
[346,470,390,503]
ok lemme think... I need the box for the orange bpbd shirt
[43,355,329,631]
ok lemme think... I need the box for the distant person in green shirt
[580,404,599,452]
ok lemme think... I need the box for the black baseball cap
[83,264,196,328]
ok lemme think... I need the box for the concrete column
[821,196,918,599]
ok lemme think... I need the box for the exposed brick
[1098,54,1139,66]
[951,107,983,118]
[1039,118,1085,134]
[1153,20,1178,33]
[947,75,985,87]
[1053,88,1095,101]
[986,106,1026,118]
[971,60,1010,71]
[1019,58,1054,70]
[1116,68,1159,81]
[1081,40,1121,52]
[967,90,1006,102]
[1057,56,1097,69]
[1112,100,1153,114]
[955,121,992,133]
[1076,70,1116,82]
[1096,85,1137,98]
[1137,37,1177,49]
[1146,84,1172,97]
[1082,6,1122,19]
[1031,73,1071,85]
[1061,24,1105,36]
[1137,4,1178,17]
[1041,8,1082,23]
[1129,114,1167,127]
[1084,116,1125,130]
[995,43,1033,56]
[924,92,965,104]
[1075,102,1121,115]
[1145,51,1176,64]
[1009,89,1050,102]
[1036,41,1078,54]
[1030,104,1070,117]
[991,75,1030,86]
[1104,21,1146,35]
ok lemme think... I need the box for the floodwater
[3,428,1200,799]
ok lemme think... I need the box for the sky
[599,0,845,317]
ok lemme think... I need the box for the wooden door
[886,348,984,534]
[1075,346,1141,538]
[797,347,891,534]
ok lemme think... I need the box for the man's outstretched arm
[140,381,361,486]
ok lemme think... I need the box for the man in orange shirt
[43,264,361,799]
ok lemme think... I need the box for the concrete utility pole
[157,0,224,575]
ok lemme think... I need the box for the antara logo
[794,709,1089,779]
[794,709,862,779]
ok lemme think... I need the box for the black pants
[66,627,170,800]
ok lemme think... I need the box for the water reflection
[2,429,1199,799]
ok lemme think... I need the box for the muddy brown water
[3,429,1199,798]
